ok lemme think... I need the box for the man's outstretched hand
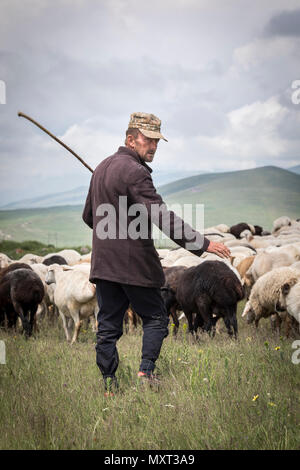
[206,241,231,259]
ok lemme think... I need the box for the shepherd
[82,112,231,395]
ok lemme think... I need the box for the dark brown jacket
[82,146,210,288]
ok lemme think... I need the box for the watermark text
[291,340,300,365]
[291,80,300,105]
[0,340,6,364]
[0,80,6,104]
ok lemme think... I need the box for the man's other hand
[206,241,231,259]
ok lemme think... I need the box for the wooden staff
[18,112,94,173]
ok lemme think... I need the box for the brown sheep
[236,256,255,298]
[161,266,188,334]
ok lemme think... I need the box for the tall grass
[0,302,299,450]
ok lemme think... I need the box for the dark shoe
[103,376,118,396]
[137,371,161,390]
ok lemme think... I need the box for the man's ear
[281,283,291,296]
[126,134,136,149]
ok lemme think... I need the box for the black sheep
[176,261,244,338]
[0,262,33,279]
[0,263,33,330]
[0,265,44,337]
[254,225,263,236]
[42,255,67,266]
[229,223,252,239]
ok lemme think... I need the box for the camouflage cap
[128,112,168,142]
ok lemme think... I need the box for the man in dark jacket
[82,112,230,394]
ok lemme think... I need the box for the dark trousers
[95,279,169,379]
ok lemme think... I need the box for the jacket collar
[117,146,153,174]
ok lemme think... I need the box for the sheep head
[242,301,255,324]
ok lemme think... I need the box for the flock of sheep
[159,215,300,338]
[0,215,300,342]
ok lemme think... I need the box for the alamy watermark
[291,340,300,365]
[0,80,6,104]
[0,340,5,364]
[291,80,300,105]
[94,199,205,250]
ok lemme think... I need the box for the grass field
[0,205,92,247]
[0,300,299,450]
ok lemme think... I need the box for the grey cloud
[264,9,300,37]
[1,0,300,204]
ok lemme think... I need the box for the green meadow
[0,301,299,450]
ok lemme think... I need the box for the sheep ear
[242,302,250,317]
[281,283,291,296]
[62,266,73,271]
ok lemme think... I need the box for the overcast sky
[1,0,300,204]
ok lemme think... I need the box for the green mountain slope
[0,166,299,246]
[162,165,300,229]
[0,205,92,247]
[0,186,88,210]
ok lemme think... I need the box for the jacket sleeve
[82,176,94,229]
[127,165,210,256]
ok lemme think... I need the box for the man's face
[132,132,159,163]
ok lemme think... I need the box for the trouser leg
[122,284,169,375]
[95,280,129,381]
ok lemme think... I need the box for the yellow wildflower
[275,346,280,351]
[252,395,259,402]
[268,402,276,407]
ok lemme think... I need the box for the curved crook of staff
[18,112,94,174]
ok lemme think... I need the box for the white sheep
[280,282,300,327]
[0,253,11,269]
[246,235,279,250]
[214,224,230,233]
[272,216,292,233]
[31,263,58,320]
[240,229,252,239]
[291,261,300,272]
[79,252,92,262]
[156,249,171,260]
[266,242,300,258]
[45,264,98,344]
[45,249,81,266]
[247,250,296,285]
[172,255,202,268]
[162,247,196,265]
[241,267,300,328]
[17,253,43,264]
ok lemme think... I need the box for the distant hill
[159,165,300,230]
[0,165,299,246]
[0,169,206,210]
[4,164,298,211]
[289,164,300,175]
[1,186,88,210]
